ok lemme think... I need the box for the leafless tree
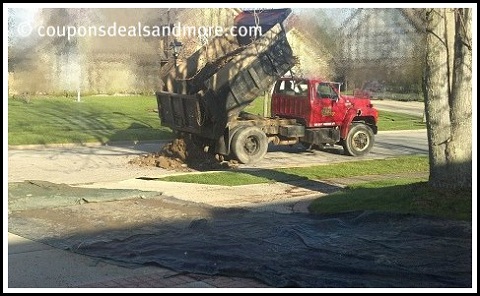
[423,8,472,189]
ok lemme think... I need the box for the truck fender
[340,109,361,139]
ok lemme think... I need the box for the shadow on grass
[232,167,341,194]
[8,98,173,145]
[108,122,172,143]
[309,181,472,221]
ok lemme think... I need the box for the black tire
[342,124,374,156]
[231,126,268,164]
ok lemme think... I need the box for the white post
[77,88,81,102]
[263,91,268,117]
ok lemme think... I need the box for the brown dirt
[128,137,238,171]
[9,198,215,236]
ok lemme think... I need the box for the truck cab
[271,77,378,156]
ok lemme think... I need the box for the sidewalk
[8,232,270,289]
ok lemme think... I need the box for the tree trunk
[448,8,472,188]
[423,8,472,189]
[423,9,453,187]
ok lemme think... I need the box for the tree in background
[423,8,472,189]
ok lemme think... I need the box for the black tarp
[8,182,472,288]
[29,211,473,287]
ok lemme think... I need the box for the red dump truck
[156,9,378,164]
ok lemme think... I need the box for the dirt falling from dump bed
[128,137,237,171]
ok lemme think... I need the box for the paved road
[7,130,428,185]
[372,99,425,117]
[249,129,428,169]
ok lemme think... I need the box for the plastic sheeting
[8,181,471,287]
[72,211,471,287]
[8,180,161,212]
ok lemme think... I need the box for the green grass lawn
[8,95,423,145]
[160,155,429,186]
[377,110,425,131]
[243,95,269,115]
[8,95,173,145]
[159,155,471,221]
[308,178,471,221]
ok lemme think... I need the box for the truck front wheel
[231,126,268,164]
[342,124,374,156]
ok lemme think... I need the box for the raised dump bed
[157,10,295,142]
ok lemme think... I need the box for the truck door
[311,82,345,127]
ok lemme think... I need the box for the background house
[336,8,425,95]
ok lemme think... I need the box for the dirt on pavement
[128,137,238,171]
[9,195,220,242]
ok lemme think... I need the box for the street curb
[377,129,427,134]
[8,130,427,150]
[7,139,173,150]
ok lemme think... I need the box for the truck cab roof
[278,76,342,85]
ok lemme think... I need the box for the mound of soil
[129,137,237,171]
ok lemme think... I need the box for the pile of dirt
[129,137,237,171]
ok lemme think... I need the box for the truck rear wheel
[231,126,268,164]
[342,124,374,156]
